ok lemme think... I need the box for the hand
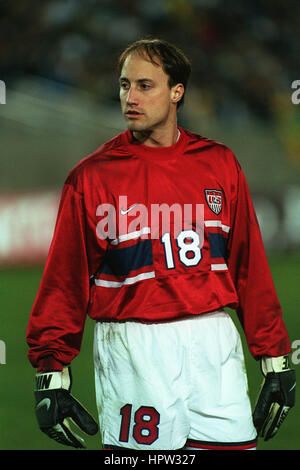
[253,355,296,441]
[35,367,98,448]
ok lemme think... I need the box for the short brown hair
[118,38,191,108]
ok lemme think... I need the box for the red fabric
[26,127,291,370]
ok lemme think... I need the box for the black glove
[35,366,98,448]
[253,355,296,441]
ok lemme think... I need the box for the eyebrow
[119,77,155,84]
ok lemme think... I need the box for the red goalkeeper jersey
[26,127,291,370]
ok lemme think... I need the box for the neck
[132,123,180,148]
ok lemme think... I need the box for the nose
[126,86,138,106]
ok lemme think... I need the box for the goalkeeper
[27,38,295,451]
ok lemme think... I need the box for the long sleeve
[227,162,291,360]
[26,181,91,371]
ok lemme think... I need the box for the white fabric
[93,311,257,450]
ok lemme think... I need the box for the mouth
[125,110,143,119]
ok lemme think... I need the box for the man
[27,38,295,450]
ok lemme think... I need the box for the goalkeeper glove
[35,366,98,448]
[253,355,296,441]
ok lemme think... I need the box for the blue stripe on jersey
[208,233,228,259]
[97,239,153,277]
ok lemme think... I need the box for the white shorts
[93,311,257,450]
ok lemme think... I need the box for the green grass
[0,267,99,450]
[0,253,299,450]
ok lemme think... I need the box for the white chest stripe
[110,222,229,246]
[111,227,151,245]
[95,271,155,288]
[211,263,228,271]
[204,220,230,233]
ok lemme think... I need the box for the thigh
[93,320,190,450]
[186,312,257,450]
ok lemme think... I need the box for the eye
[140,83,151,90]
[120,81,130,90]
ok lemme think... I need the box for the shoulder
[64,131,129,188]
[182,127,241,171]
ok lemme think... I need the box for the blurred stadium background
[0,0,299,450]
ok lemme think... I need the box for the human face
[119,53,182,137]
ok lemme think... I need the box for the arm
[226,158,295,440]
[227,161,291,359]
[26,175,104,447]
[26,181,91,371]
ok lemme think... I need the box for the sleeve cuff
[261,355,291,375]
[37,356,65,372]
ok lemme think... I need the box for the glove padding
[35,367,98,448]
[253,355,296,441]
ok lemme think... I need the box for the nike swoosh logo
[120,203,140,215]
[36,398,51,411]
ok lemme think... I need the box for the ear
[171,83,185,105]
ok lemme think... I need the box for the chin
[126,121,148,133]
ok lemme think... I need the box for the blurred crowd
[0,2,298,107]
[0,0,299,166]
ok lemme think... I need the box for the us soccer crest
[205,189,222,215]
